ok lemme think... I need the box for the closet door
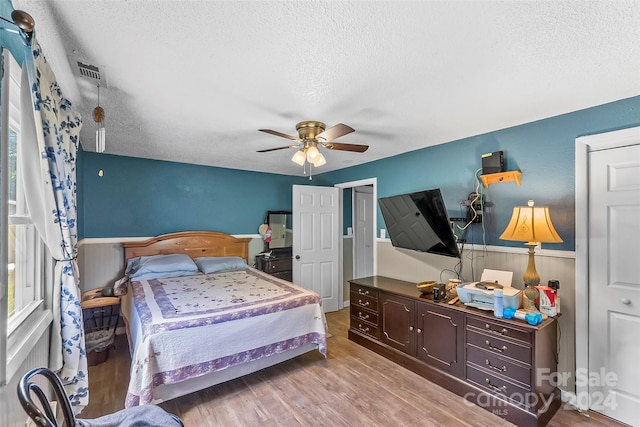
[588,142,640,426]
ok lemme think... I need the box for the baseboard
[343,299,350,308]
[560,389,589,411]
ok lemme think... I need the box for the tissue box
[535,286,559,316]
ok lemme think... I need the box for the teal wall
[78,96,640,248]
[316,95,640,252]
[79,153,307,238]
[0,0,27,65]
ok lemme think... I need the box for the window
[7,126,44,329]
[2,49,48,383]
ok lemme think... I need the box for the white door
[293,185,340,312]
[588,143,640,426]
[353,186,373,279]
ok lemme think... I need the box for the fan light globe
[312,152,326,167]
[291,150,306,166]
[306,145,320,161]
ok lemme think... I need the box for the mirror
[265,210,292,253]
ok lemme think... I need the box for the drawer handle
[358,312,369,320]
[416,328,422,334]
[485,340,507,353]
[358,289,370,296]
[485,360,507,372]
[485,378,507,393]
[358,324,369,333]
[485,324,508,335]
[358,299,370,307]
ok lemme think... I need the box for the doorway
[353,186,374,279]
[335,178,377,307]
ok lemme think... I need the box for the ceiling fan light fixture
[291,149,306,166]
[312,152,326,167]
[258,121,368,173]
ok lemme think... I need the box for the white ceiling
[14,0,640,176]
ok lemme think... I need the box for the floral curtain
[19,38,87,411]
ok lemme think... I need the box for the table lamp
[499,200,563,311]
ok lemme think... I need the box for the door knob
[620,297,631,305]
[295,255,300,260]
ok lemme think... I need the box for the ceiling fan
[257,121,369,167]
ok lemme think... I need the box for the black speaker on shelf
[481,151,505,174]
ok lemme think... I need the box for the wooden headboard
[122,231,252,263]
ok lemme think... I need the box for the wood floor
[82,308,626,426]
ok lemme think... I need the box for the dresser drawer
[351,319,379,339]
[466,329,532,365]
[467,316,531,344]
[263,257,292,273]
[466,345,531,386]
[351,285,378,299]
[466,364,531,408]
[271,270,292,282]
[350,305,379,325]
[351,293,379,312]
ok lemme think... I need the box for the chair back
[17,367,76,427]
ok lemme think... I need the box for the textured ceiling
[13,0,640,176]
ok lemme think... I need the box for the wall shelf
[480,170,521,188]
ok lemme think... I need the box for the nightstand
[81,289,121,366]
[255,254,292,282]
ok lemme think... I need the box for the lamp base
[523,283,540,313]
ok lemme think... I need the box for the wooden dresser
[349,276,560,427]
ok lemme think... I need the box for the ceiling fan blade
[317,123,355,141]
[259,129,299,141]
[326,142,369,153]
[256,145,295,153]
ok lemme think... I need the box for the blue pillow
[128,254,199,281]
[194,256,248,274]
[125,257,140,275]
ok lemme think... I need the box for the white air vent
[70,58,108,87]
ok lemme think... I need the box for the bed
[118,231,327,407]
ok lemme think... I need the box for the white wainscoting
[0,328,50,427]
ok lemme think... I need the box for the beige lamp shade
[499,201,563,245]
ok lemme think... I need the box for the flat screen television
[378,188,460,258]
